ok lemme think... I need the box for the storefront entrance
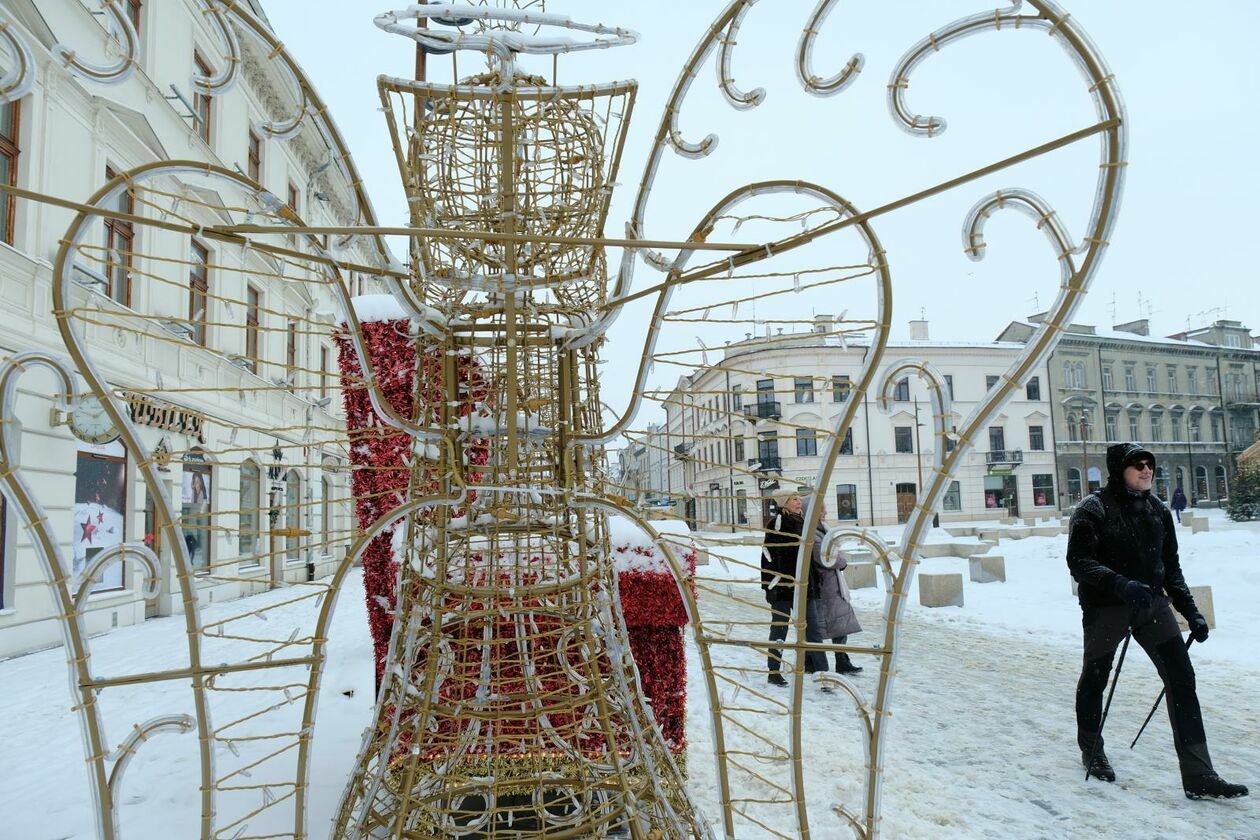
[895,483,917,524]
[984,474,1019,517]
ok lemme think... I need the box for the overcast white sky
[264,1,1258,426]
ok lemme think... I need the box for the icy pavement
[1,511,1257,838]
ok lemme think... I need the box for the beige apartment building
[998,316,1260,508]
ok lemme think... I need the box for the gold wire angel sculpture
[0,1,1124,838]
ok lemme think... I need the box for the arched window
[1075,362,1087,389]
[1175,466,1186,492]
[239,459,261,565]
[321,474,334,558]
[1062,360,1073,388]
[285,468,302,563]
[1194,465,1209,501]
[1066,412,1078,442]
[1215,466,1228,500]
[1154,465,1169,500]
[1067,468,1082,504]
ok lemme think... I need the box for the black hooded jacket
[1066,442,1199,616]
[761,509,803,602]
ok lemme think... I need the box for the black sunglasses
[1129,459,1155,472]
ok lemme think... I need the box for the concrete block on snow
[844,563,877,590]
[1176,586,1216,631]
[969,555,1006,583]
[919,572,964,608]
[1190,516,1210,534]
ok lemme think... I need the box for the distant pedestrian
[802,500,862,678]
[1171,486,1188,523]
[761,493,803,687]
[1067,442,1247,800]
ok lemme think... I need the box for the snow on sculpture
[0,1,1125,838]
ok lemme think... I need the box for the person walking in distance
[1171,485,1188,524]
[1068,442,1248,799]
[761,493,804,687]
[803,500,862,679]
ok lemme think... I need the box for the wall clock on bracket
[68,394,122,445]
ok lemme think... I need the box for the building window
[736,489,747,524]
[1149,412,1163,442]
[245,285,261,372]
[1146,367,1157,393]
[732,385,743,409]
[943,480,962,512]
[757,432,779,463]
[1167,366,1178,394]
[1124,366,1136,391]
[247,128,262,182]
[284,469,303,563]
[1187,368,1198,394]
[944,374,954,401]
[189,240,209,345]
[103,167,134,305]
[1029,425,1044,451]
[839,428,853,455]
[832,375,850,402]
[321,474,334,557]
[794,377,815,404]
[1188,412,1202,442]
[1102,366,1113,391]
[319,345,330,400]
[1154,465,1170,501]
[986,374,1001,393]
[1066,413,1078,442]
[1169,411,1183,442]
[1067,467,1082,504]
[835,484,858,521]
[287,181,300,247]
[193,52,213,144]
[1032,474,1054,507]
[74,451,129,592]
[239,460,261,564]
[733,438,745,462]
[1225,334,1242,349]
[1105,413,1118,442]
[0,100,20,245]
[989,426,1006,453]
[1194,466,1209,500]
[795,428,817,456]
[1128,413,1140,440]
[894,378,910,401]
[756,378,774,402]
[181,454,213,571]
[1026,376,1040,401]
[894,426,913,453]
[0,492,7,608]
[1215,465,1228,499]
[286,320,298,392]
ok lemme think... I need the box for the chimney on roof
[1113,318,1150,336]
[909,319,929,341]
[813,314,833,334]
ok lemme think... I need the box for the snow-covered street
[2,511,1256,839]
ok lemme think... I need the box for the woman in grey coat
[803,501,863,675]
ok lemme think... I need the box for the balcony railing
[748,456,782,473]
[673,443,692,460]
[743,401,782,421]
[986,449,1024,465]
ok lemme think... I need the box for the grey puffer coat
[808,522,861,638]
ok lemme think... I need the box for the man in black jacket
[1067,442,1248,800]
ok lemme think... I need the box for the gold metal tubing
[81,657,320,690]
[210,221,757,253]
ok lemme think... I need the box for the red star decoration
[79,518,98,544]
[96,511,105,524]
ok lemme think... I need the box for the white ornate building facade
[633,318,1058,528]
[0,1,384,657]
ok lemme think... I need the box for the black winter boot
[1183,773,1248,800]
[1082,749,1116,782]
[836,654,863,674]
[767,673,787,687]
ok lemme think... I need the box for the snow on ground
[1,511,1256,839]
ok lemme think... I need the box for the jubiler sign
[122,392,206,443]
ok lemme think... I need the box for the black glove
[1188,613,1210,643]
[1114,577,1153,609]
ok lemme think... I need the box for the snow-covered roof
[348,294,410,323]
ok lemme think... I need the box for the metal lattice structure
[0,1,1125,838]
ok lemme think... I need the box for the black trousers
[767,597,793,673]
[1076,600,1213,778]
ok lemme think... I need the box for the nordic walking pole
[1085,623,1134,781]
[1129,634,1195,750]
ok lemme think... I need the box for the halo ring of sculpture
[374,4,638,57]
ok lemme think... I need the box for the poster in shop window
[73,453,127,591]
